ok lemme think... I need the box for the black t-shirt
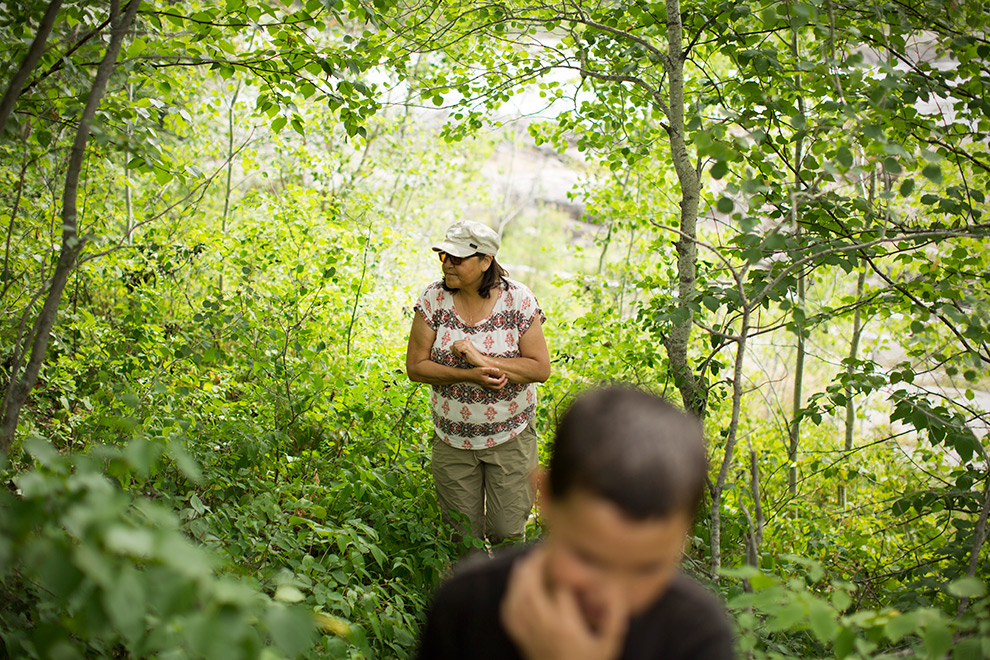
[416,546,735,660]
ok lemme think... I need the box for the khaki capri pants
[431,422,539,546]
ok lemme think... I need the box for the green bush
[726,561,990,660]
[0,438,315,660]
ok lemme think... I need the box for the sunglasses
[438,251,484,265]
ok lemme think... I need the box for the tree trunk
[0,0,64,138]
[788,266,805,498]
[839,264,866,508]
[662,0,706,419]
[0,0,141,451]
[787,21,807,499]
[219,77,243,294]
[710,307,751,579]
[124,83,134,242]
[744,448,763,567]
[958,477,990,616]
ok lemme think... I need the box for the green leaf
[123,438,160,477]
[158,534,213,579]
[765,232,787,252]
[368,543,386,568]
[765,599,805,632]
[102,566,146,647]
[105,525,155,558]
[761,5,778,27]
[190,493,206,514]
[831,588,852,612]
[25,436,62,470]
[266,604,316,658]
[954,638,983,660]
[808,600,838,642]
[863,124,885,141]
[834,626,857,659]
[154,166,173,185]
[166,442,203,484]
[885,610,919,642]
[899,178,915,196]
[947,577,986,598]
[923,620,953,659]
[717,197,734,214]
[835,146,853,168]
[74,544,116,587]
[923,164,943,184]
[274,585,305,603]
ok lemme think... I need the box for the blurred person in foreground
[406,220,550,548]
[415,386,735,660]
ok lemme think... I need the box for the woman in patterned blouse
[406,220,551,548]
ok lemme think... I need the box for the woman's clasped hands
[452,339,507,390]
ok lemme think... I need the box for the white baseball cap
[431,220,500,257]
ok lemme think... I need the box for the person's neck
[455,287,491,324]
[456,286,483,302]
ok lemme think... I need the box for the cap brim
[431,240,479,258]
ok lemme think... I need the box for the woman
[406,220,550,547]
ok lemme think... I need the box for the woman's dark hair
[548,386,708,520]
[441,255,509,299]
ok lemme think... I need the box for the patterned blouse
[414,278,546,450]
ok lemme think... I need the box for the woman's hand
[456,319,550,386]
[451,338,488,368]
[407,316,507,389]
[472,366,507,390]
[453,341,507,389]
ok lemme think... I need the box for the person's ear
[481,254,493,271]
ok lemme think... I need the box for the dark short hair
[548,386,708,520]
[441,256,510,299]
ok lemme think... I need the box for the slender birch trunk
[662,0,706,420]
[711,308,751,578]
[839,265,866,508]
[787,19,807,499]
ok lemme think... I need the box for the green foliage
[727,562,990,660]
[0,438,316,660]
[2,318,445,660]
[2,0,990,658]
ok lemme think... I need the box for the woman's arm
[452,317,550,385]
[406,314,508,389]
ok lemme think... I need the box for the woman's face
[442,252,492,291]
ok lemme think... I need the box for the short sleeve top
[414,278,546,450]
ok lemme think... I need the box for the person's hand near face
[500,547,629,660]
